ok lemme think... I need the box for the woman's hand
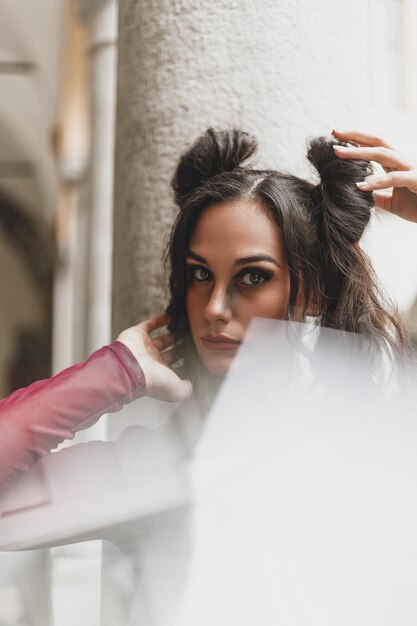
[117,314,192,403]
[332,129,417,223]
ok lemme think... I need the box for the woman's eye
[192,267,211,281]
[239,271,269,286]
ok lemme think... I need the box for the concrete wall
[112,0,372,334]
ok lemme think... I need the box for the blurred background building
[0,0,417,624]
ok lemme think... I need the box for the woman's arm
[332,129,417,223]
[0,341,145,489]
[0,314,191,491]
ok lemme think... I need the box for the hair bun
[171,128,257,206]
[307,136,374,245]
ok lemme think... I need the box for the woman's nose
[205,285,232,324]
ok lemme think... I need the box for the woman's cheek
[239,282,290,320]
[185,288,205,328]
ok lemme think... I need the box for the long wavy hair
[165,128,408,359]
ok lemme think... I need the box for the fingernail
[333,144,348,152]
[356,181,369,189]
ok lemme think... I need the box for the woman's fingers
[152,332,175,352]
[332,129,392,149]
[357,170,417,192]
[332,128,417,222]
[141,355,192,402]
[160,347,175,366]
[372,190,393,213]
[332,130,415,175]
[333,144,412,171]
[118,315,191,402]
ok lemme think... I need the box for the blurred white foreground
[2,319,417,626]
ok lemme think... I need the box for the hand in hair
[117,314,192,402]
[332,130,417,223]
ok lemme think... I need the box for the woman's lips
[200,335,242,351]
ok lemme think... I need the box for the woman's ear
[305,296,320,318]
[294,274,320,319]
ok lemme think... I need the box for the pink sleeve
[0,341,146,490]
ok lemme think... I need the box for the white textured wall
[112,0,372,332]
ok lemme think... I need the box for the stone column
[112,0,373,334]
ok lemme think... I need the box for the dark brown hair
[166,128,408,357]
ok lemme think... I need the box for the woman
[1,128,416,491]
[165,127,411,369]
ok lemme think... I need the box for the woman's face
[185,199,291,376]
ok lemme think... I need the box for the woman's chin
[199,352,236,377]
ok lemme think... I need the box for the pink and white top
[0,341,146,491]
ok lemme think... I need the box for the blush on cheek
[185,291,202,340]
[241,284,290,322]
[185,292,195,325]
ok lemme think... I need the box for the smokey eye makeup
[185,263,273,286]
[186,264,213,282]
[238,268,273,286]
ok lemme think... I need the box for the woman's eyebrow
[234,255,281,268]
[186,251,282,268]
[185,251,208,264]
